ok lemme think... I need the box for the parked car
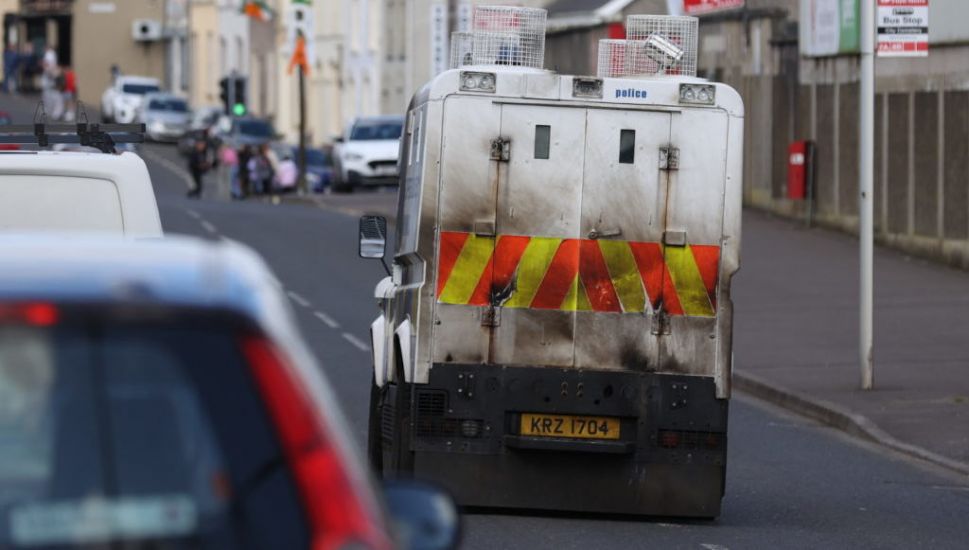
[305,146,334,192]
[0,235,460,550]
[332,115,404,193]
[101,75,162,124]
[0,150,161,236]
[139,93,191,142]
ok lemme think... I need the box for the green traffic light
[232,103,247,116]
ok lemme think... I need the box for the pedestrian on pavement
[187,140,210,198]
[2,44,17,94]
[220,144,241,199]
[41,65,65,121]
[264,143,280,187]
[42,45,57,75]
[237,145,253,197]
[61,66,76,121]
[248,144,274,195]
[274,153,298,193]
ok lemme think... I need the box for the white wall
[217,0,249,77]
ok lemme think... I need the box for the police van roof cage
[596,15,699,78]
[0,101,144,154]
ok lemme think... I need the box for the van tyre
[390,355,415,475]
[366,373,384,476]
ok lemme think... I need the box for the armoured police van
[361,8,743,518]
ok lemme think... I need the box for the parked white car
[101,76,162,124]
[332,115,404,193]
[0,150,162,236]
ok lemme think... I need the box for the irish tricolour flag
[242,0,274,21]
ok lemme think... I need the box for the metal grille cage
[597,39,657,77]
[596,39,629,78]
[450,31,474,69]
[471,5,547,68]
[625,15,698,76]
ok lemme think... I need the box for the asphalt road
[127,141,969,550]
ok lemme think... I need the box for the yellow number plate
[519,413,620,440]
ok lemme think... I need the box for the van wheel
[366,373,384,476]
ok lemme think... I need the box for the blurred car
[177,128,209,157]
[0,150,161,236]
[213,115,277,149]
[0,110,17,151]
[190,105,223,131]
[101,75,162,124]
[139,93,191,142]
[305,147,334,192]
[266,144,334,193]
[332,115,404,193]
[0,235,460,550]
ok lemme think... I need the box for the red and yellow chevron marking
[436,231,720,317]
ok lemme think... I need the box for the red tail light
[242,335,391,550]
[0,302,59,326]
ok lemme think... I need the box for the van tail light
[0,302,59,326]
[242,334,391,550]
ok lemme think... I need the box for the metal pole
[297,63,307,195]
[859,0,875,390]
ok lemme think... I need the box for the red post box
[787,141,808,199]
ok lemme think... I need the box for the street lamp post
[859,0,875,390]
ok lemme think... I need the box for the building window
[619,129,635,164]
[534,125,550,159]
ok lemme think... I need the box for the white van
[0,151,163,236]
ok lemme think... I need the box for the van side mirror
[382,480,461,550]
[359,215,387,259]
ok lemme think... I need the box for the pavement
[733,210,969,475]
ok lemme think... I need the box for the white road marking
[186,209,201,220]
[700,544,729,550]
[313,310,340,329]
[342,332,369,352]
[286,290,311,308]
[200,220,218,235]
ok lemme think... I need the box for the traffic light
[232,77,247,117]
[218,77,230,114]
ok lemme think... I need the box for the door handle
[588,227,622,239]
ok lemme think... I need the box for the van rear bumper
[406,363,728,517]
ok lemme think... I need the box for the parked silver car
[139,93,191,142]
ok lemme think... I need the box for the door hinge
[659,146,679,171]
[481,306,501,327]
[490,138,511,162]
[651,308,671,336]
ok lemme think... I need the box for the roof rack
[0,101,144,154]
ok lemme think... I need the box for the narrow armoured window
[619,129,635,164]
[534,125,551,159]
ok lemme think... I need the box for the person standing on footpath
[237,145,253,197]
[187,140,210,198]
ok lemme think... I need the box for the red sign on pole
[682,0,745,16]
[877,0,928,57]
